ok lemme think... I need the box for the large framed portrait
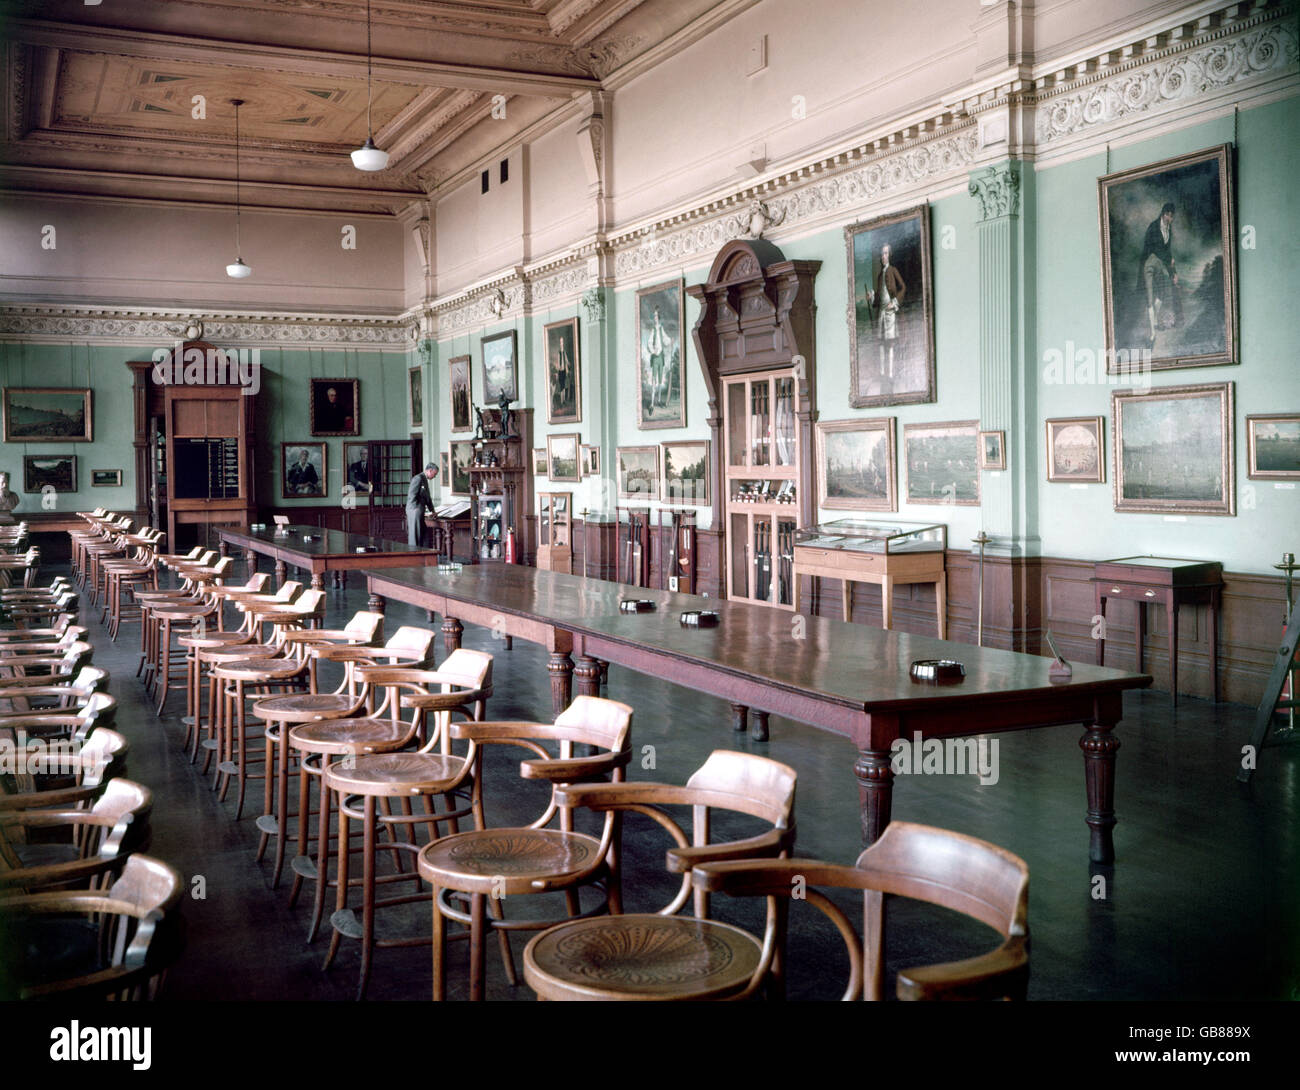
[3,388,93,443]
[1099,144,1236,372]
[449,355,473,433]
[449,440,474,497]
[1112,382,1234,515]
[481,331,517,404]
[846,205,935,408]
[408,366,423,429]
[617,445,659,499]
[816,418,896,511]
[23,454,76,493]
[281,442,326,499]
[544,318,581,425]
[343,441,374,495]
[660,440,710,505]
[547,434,581,483]
[1246,414,1300,480]
[635,280,685,429]
[902,420,980,506]
[1045,417,1105,483]
[309,378,359,436]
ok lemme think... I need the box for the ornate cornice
[0,305,410,349]
[1034,14,1298,149]
[968,162,1022,221]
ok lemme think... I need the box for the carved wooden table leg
[367,591,385,614]
[730,703,749,732]
[442,616,463,653]
[854,747,894,845]
[311,573,324,591]
[274,559,288,587]
[220,540,229,559]
[1080,717,1120,864]
[575,655,602,699]
[750,710,770,742]
[246,548,257,576]
[548,652,574,715]
[598,660,609,685]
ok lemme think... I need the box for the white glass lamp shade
[351,138,389,171]
[226,258,253,279]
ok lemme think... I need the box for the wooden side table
[793,546,947,638]
[1093,555,1222,706]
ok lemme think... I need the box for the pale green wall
[0,343,412,518]
[1034,96,1300,574]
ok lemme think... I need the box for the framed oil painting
[408,366,423,429]
[902,421,979,506]
[617,445,659,499]
[344,442,373,494]
[309,378,359,436]
[635,280,685,429]
[481,331,517,404]
[1045,417,1105,483]
[846,205,935,408]
[282,442,326,499]
[547,434,580,483]
[660,440,710,505]
[90,469,123,488]
[1246,414,1300,480]
[449,355,472,433]
[440,451,450,489]
[1112,382,1234,515]
[816,418,896,512]
[544,318,581,425]
[3,388,92,443]
[449,440,475,497]
[1099,144,1236,372]
[23,454,76,493]
[581,444,600,479]
[533,448,548,477]
[978,430,1006,472]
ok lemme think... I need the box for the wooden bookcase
[468,407,534,564]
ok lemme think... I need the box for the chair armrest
[0,673,76,689]
[0,808,121,829]
[550,780,700,811]
[0,783,102,810]
[448,720,551,742]
[665,828,795,872]
[520,749,631,783]
[400,690,482,712]
[896,936,1029,1001]
[691,857,870,896]
[0,853,127,892]
[0,713,85,730]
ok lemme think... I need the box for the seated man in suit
[286,448,319,495]
[406,462,437,548]
[348,447,373,493]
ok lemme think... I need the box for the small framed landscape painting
[816,418,896,511]
[1046,417,1104,483]
[547,434,581,483]
[617,445,659,500]
[978,430,1006,472]
[449,441,475,497]
[660,440,710,506]
[3,388,92,443]
[1245,413,1300,481]
[23,454,77,493]
[481,331,518,404]
[902,421,979,506]
[1111,382,1234,515]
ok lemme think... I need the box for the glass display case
[793,519,948,635]
[723,367,802,610]
[475,494,505,561]
[794,519,946,554]
[537,492,572,573]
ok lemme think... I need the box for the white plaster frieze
[0,305,409,349]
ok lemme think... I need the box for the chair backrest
[685,749,798,827]
[92,777,153,829]
[552,694,635,754]
[238,573,271,593]
[384,625,436,666]
[273,581,302,602]
[343,611,384,644]
[434,648,493,693]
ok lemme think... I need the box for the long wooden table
[366,564,1152,863]
[219,526,439,595]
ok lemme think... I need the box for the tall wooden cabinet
[723,368,800,608]
[536,492,572,573]
[164,383,256,548]
[469,408,534,564]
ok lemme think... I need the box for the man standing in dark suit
[406,462,437,547]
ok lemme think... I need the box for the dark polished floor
[28,563,1300,1003]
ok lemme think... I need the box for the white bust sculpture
[0,471,19,516]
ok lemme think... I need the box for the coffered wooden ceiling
[0,0,728,214]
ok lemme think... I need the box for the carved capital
[581,287,606,324]
[968,162,1022,221]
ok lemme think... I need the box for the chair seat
[418,828,603,893]
[214,657,304,679]
[253,693,359,721]
[179,632,254,650]
[288,717,409,755]
[202,643,281,661]
[325,751,466,795]
[523,914,762,1001]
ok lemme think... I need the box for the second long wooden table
[366,564,1151,863]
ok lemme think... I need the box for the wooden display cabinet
[723,367,801,610]
[536,492,572,573]
[468,407,534,564]
[616,505,651,587]
[658,507,697,594]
